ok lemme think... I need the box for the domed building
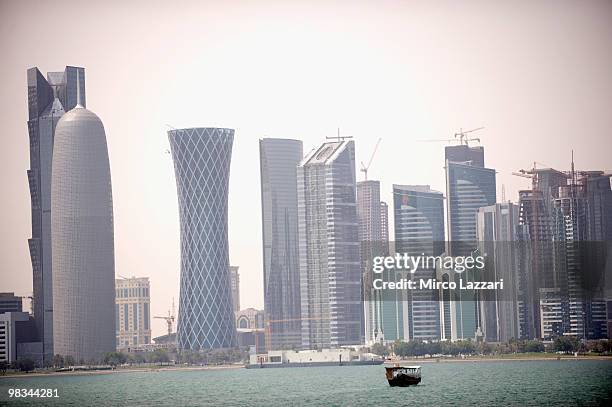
[51,94,115,363]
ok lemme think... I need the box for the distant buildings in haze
[230,266,240,313]
[16,65,611,363]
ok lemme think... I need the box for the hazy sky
[1,0,611,338]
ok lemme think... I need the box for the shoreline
[392,355,612,363]
[1,363,243,379]
[2,355,611,379]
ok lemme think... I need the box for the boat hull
[387,374,421,387]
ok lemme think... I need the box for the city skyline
[2,1,612,339]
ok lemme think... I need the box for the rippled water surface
[1,360,611,406]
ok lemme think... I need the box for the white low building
[250,348,381,366]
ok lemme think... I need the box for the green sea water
[1,360,611,406]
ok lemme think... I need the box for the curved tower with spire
[26,65,86,364]
[51,72,115,362]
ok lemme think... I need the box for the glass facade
[476,203,520,342]
[259,138,303,350]
[444,145,496,340]
[297,140,361,348]
[357,180,389,345]
[393,185,444,341]
[27,66,85,365]
[168,128,237,350]
[445,162,497,256]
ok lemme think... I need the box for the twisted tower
[168,127,237,350]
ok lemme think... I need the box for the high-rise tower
[444,144,496,339]
[259,138,303,350]
[445,145,496,256]
[394,185,444,341]
[27,66,86,364]
[168,128,237,350]
[517,168,567,339]
[357,180,390,344]
[51,77,115,362]
[297,140,361,348]
[476,202,520,342]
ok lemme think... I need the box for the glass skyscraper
[297,140,362,348]
[168,128,237,350]
[476,202,520,342]
[393,185,444,341]
[445,146,497,256]
[357,180,390,344]
[259,138,303,350]
[518,168,568,339]
[26,66,86,365]
[550,171,611,339]
[444,144,496,340]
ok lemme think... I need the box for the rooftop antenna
[570,150,576,198]
[326,128,353,142]
[501,184,506,202]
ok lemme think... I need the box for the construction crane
[417,127,484,147]
[512,161,538,190]
[511,161,558,190]
[154,298,175,337]
[360,138,382,180]
[417,138,457,144]
[454,127,484,145]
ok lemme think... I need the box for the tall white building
[51,80,115,362]
[297,139,361,348]
[115,277,151,349]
